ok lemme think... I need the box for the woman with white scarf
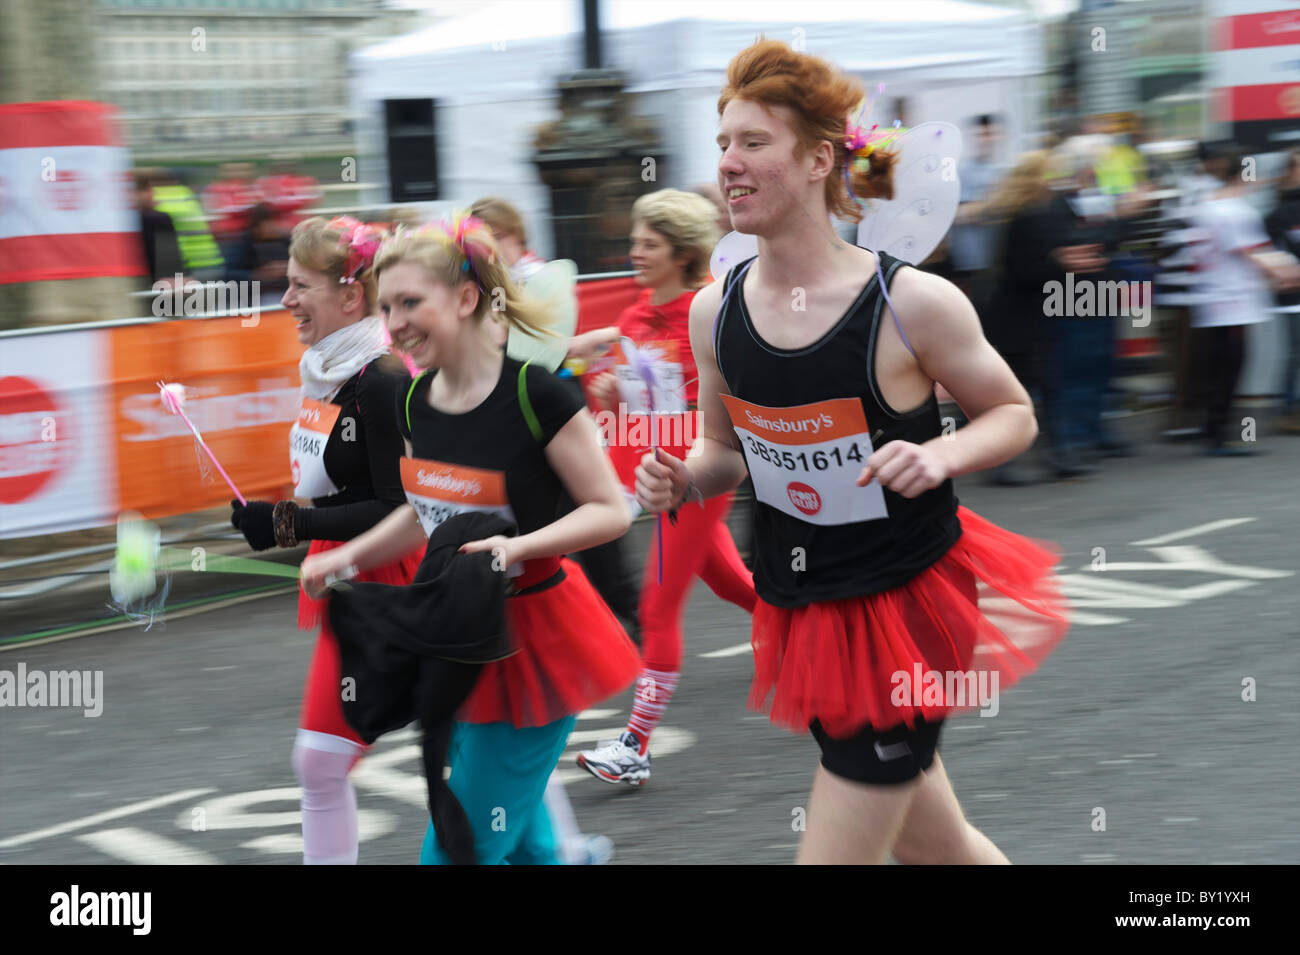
[229,216,421,864]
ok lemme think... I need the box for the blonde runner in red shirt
[576,190,756,786]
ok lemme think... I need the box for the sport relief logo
[0,376,70,504]
[787,482,822,516]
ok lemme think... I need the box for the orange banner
[110,314,303,520]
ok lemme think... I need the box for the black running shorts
[809,716,945,785]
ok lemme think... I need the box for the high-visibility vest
[153,184,225,272]
[1095,145,1147,197]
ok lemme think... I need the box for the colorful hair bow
[329,216,387,285]
[844,92,908,203]
[414,213,497,285]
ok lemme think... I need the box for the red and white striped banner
[0,101,144,284]
[1212,2,1300,124]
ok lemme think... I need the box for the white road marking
[238,809,398,855]
[1100,545,1291,581]
[351,745,427,807]
[0,788,216,849]
[578,709,620,720]
[700,642,751,659]
[76,827,220,865]
[1131,519,1255,546]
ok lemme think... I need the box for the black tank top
[713,251,961,608]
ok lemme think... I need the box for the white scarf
[299,316,390,401]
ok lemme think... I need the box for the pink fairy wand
[158,381,247,505]
[621,338,666,585]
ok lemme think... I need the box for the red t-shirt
[604,287,699,490]
[615,287,699,407]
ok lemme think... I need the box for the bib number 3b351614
[720,395,888,527]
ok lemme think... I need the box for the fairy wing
[506,258,578,372]
[855,122,963,265]
[710,230,759,282]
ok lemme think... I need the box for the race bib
[721,395,888,527]
[400,457,521,575]
[289,398,341,499]
[614,339,686,415]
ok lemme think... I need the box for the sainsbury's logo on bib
[416,468,482,498]
[745,409,834,436]
[723,395,863,446]
[787,482,822,515]
[400,457,506,508]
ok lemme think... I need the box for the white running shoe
[576,731,651,786]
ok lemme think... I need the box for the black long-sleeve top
[292,353,412,543]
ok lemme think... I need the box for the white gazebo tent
[352,0,1044,259]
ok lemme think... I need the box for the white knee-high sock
[292,729,363,865]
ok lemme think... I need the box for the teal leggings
[419,715,577,865]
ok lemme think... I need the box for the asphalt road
[2,413,1297,865]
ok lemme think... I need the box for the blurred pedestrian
[1188,147,1300,455]
[133,168,183,287]
[981,150,1054,484]
[225,202,290,306]
[257,160,322,233]
[1021,137,1126,477]
[151,168,225,283]
[949,113,1007,309]
[1264,148,1300,434]
[203,162,258,263]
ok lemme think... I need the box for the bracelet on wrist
[272,500,299,548]
[667,478,704,525]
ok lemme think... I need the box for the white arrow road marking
[1096,545,1292,580]
[1131,519,1256,546]
[0,788,216,849]
[1057,574,1258,609]
[76,827,220,865]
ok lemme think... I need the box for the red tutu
[459,557,642,728]
[296,538,424,630]
[750,505,1070,738]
